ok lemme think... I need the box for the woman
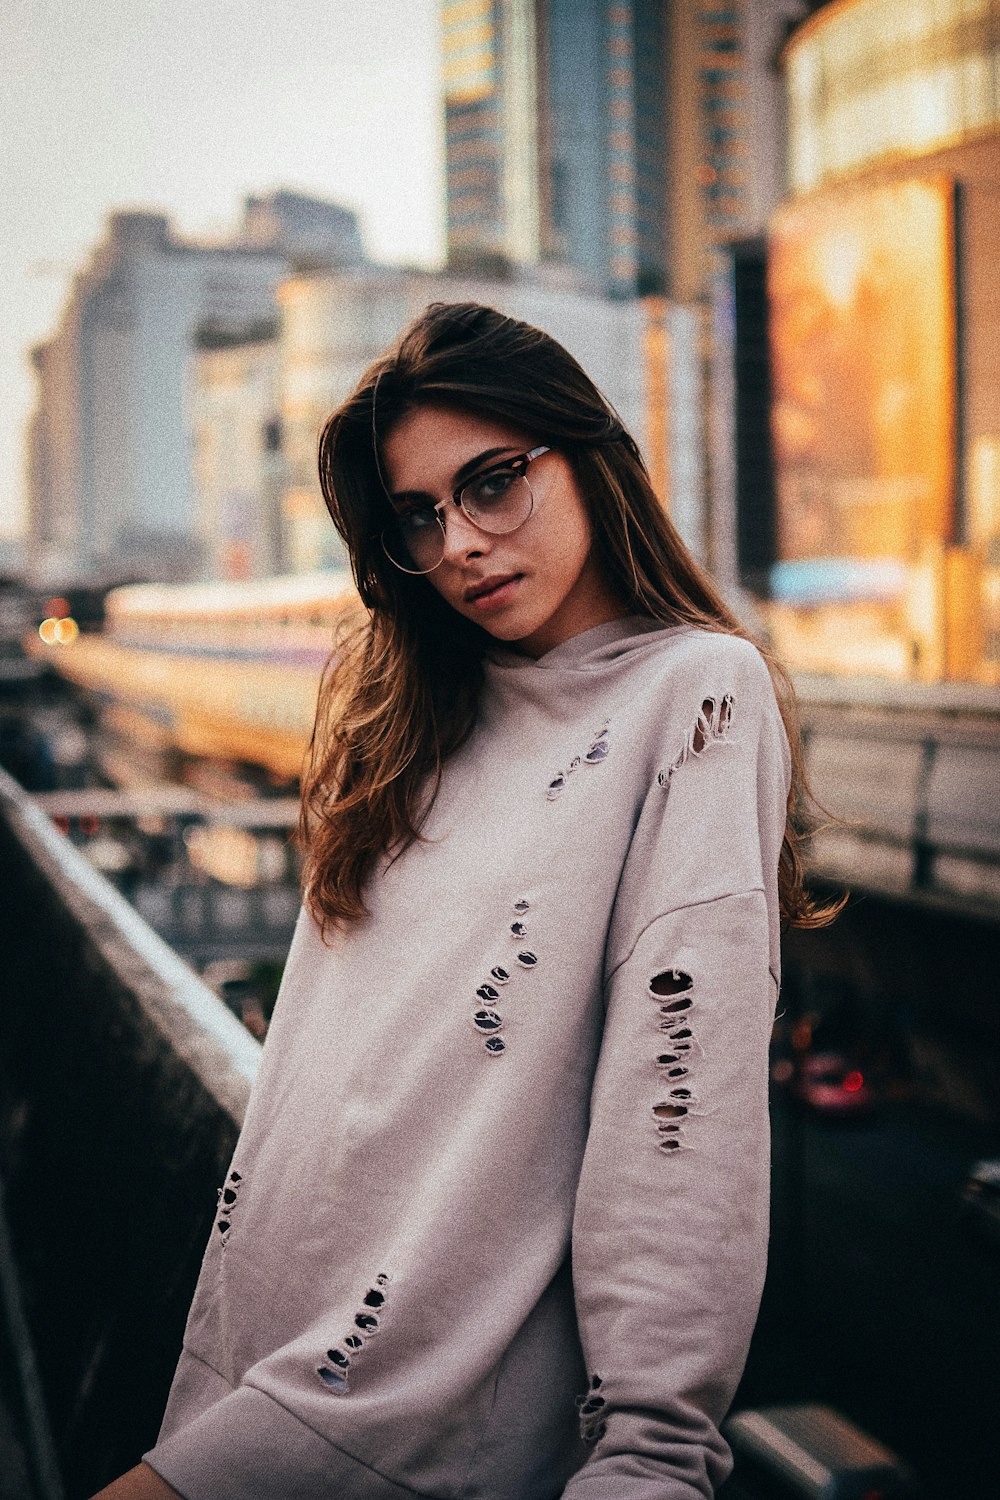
[98,302,835,1500]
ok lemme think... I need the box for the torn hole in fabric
[649,968,692,997]
[650,971,701,1152]
[657,693,735,792]
[317,1274,390,1396]
[546,723,611,800]
[576,1374,608,1445]
[216,1168,243,1242]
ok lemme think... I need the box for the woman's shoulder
[637,624,775,700]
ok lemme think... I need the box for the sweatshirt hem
[145,1376,442,1500]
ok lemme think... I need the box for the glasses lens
[382,460,537,573]
[460,468,533,534]
[384,508,444,573]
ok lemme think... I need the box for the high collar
[485,614,681,672]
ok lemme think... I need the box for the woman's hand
[90,1462,183,1499]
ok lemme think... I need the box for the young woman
[99,302,835,1500]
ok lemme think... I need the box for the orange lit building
[765,0,1000,683]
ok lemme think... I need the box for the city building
[27,211,288,587]
[278,266,704,571]
[442,0,807,304]
[760,0,1000,683]
[668,0,809,611]
[442,0,671,297]
[669,0,809,305]
[26,194,368,589]
[241,190,366,270]
[441,1,808,602]
[192,331,284,582]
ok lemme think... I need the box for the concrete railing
[0,766,261,1498]
[796,674,1000,917]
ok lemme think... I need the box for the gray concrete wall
[0,767,260,1497]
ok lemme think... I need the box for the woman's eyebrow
[452,446,517,486]
[389,447,519,504]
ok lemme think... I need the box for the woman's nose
[440,503,489,563]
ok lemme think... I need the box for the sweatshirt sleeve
[562,644,791,1500]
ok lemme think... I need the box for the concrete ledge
[2,770,260,1125]
[794,671,1000,718]
[0,766,264,1496]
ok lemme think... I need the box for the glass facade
[697,3,749,245]
[767,176,960,679]
[442,0,668,294]
[786,0,1000,195]
[443,0,507,259]
[768,0,1000,683]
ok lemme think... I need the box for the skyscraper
[442,0,669,297]
[668,0,808,304]
[27,212,286,585]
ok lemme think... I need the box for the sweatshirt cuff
[143,1380,422,1500]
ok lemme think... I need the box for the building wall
[443,0,670,295]
[669,0,807,304]
[28,303,84,571]
[443,0,511,265]
[242,191,365,267]
[27,212,287,585]
[785,0,1000,196]
[766,1,1000,682]
[193,340,283,581]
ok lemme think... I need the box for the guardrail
[0,765,261,1498]
[796,675,1000,918]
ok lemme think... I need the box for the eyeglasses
[382,446,551,575]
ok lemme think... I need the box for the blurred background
[1,2,999,1497]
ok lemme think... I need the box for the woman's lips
[466,574,523,611]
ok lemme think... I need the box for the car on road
[789,1050,876,1117]
[960,1157,1000,1247]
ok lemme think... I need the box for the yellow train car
[32,571,359,780]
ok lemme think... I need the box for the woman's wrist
[89,1460,183,1500]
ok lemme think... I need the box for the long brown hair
[300,301,841,935]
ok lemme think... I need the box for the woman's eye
[468,467,518,505]
[399,508,437,534]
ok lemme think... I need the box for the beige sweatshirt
[144,617,791,1500]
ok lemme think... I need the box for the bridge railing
[0,765,261,1499]
[797,675,1000,917]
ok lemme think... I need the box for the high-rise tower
[442,0,669,296]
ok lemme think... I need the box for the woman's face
[380,403,625,658]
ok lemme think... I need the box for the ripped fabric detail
[657,695,734,792]
[216,1169,242,1243]
[576,1374,608,1445]
[471,898,537,1058]
[649,969,701,1153]
[317,1273,390,1396]
[547,723,610,801]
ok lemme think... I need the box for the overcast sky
[1,0,443,537]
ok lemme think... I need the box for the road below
[732,1092,1000,1497]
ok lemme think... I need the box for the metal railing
[796,675,1000,917]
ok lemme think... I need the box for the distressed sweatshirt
[144,617,791,1500]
